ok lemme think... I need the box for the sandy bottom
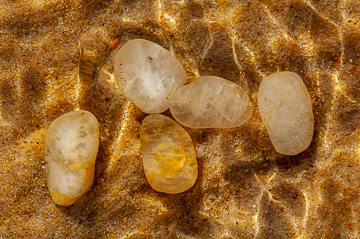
[1,0,360,238]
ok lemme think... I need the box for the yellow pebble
[140,114,198,194]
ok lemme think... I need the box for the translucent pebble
[45,110,99,206]
[140,114,198,194]
[79,28,109,83]
[170,76,252,128]
[114,39,187,114]
[257,71,314,155]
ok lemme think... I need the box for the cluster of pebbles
[45,39,314,206]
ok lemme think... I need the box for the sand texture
[1,0,360,238]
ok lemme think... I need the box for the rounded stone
[140,114,198,194]
[114,39,187,114]
[170,75,252,128]
[45,110,99,206]
[257,71,314,155]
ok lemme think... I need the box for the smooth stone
[257,71,314,155]
[140,114,198,194]
[45,110,99,206]
[114,39,187,114]
[170,76,252,128]
[79,28,109,83]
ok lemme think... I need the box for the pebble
[170,76,252,128]
[257,71,314,155]
[45,110,99,206]
[114,39,187,114]
[140,114,198,194]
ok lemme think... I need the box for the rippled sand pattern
[1,0,360,238]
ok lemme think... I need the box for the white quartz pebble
[170,76,252,128]
[45,110,99,206]
[114,39,187,114]
[257,71,314,155]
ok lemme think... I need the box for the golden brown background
[1,0,360,238]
